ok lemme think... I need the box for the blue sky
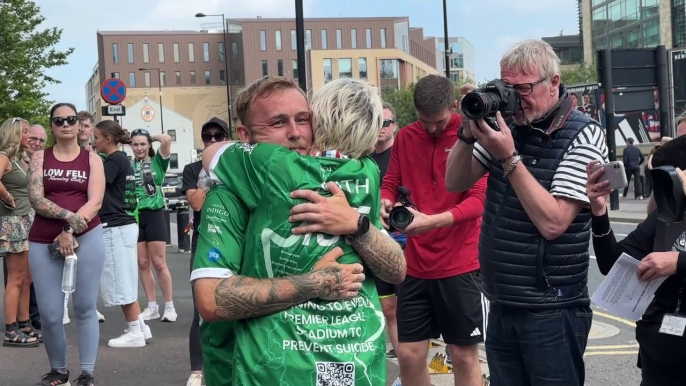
[36,0,580,110]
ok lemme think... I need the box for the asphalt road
[0,220,644,386]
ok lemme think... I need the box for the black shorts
[397,270,487,345]
[137,209,168,243]
[373,241,405,298]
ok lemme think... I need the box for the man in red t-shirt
[380,74,487,386]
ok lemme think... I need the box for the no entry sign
[100,78,127,105]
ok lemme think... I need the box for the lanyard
[675,280,686,314]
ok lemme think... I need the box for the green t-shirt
[197,142,386,386]
[132,151,170,211]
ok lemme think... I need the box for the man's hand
[380,199,393,229]
[289,182,359,236]
[471,111,517,161]
[312,247,366,300]
[401,207,437,236]
[637,252,678,281]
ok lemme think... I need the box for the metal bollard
[164,208,172,245]
[176,205,191,253]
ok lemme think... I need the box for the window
[366,29,372,48]
[323,58,332,83]
[112,43,119,63]
[232,42,238,59]
[278,59,283,76]
[338,58,352,78]
[262,60,268,76]
[275,30,282,51]
[160,71,166,87]
[143,43,150,63]
[321,30,328,49]
[167,130,177,141]
[190,71,197,86]
[112,72,120,79]
[234,69,241,84]
[203,42,210,62]
[380,28,387,48]
[306,29,312,50]
[175,71,181,86]
[351,29,357,49]
[358,57,367,79]
[336,29,342,49]
[188,42,195,62]
[220,70,226,84]
[291,30,297,50]
[173,43,180,63]
[170,154,179,169]
[144,72,151,87]
[218,42,224,62]
[260,30,267,51]
[292,59,298,79]
[158,43,165,63]
[128,72,136,87]
[205,70,211,85]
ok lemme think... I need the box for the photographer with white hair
[446,39,609,385]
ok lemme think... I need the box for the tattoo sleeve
[27,151,71,220]
[351,227,406,284]
[213,267,344,320]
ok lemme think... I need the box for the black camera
[388,186,416,233]
[461,79,520,130]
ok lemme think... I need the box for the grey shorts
[99,223,139,307]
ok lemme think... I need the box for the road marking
[593,310,637,327]
[584,350,638,356]
[587,344,639,350]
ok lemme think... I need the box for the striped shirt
[473,123,609,204]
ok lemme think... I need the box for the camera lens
[462,91,502,120]
[389,207,414,229]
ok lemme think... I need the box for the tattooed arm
[194,248,365,321]
[350,227,406,284]
[28,150,86,231]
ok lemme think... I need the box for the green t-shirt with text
[132,151,170,211]
[203,142,386,386]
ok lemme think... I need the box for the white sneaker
[140,305,160,320]
[108,330,146,348]
[97,309,105,322]
[186,373,203,386]
[63,313,70,325]
[125,324,152,340]
[161,306,177,322]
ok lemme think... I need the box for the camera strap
[520,90,575,136]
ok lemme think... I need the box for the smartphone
[591,161,629,190]
[47,239,80,259]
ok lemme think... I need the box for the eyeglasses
[131,128,150,137]
[29,136,46,144]
[382,119,396,128]
[511,78,547,96]
[201,132,227,142]
[52,116,78,127]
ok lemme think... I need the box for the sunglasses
[52,116,78,127]
[382,119,396,128]
[201,132,227,142]
[131,128,150,137]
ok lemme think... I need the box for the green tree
[561,63,598,85]
[382,83,417,129]
[0,0,73,126]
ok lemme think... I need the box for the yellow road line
[584,350,638,356]
[593,311,637,327]
[587,344,639,350]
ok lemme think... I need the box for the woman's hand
[586,160,613,216]
[2,193,16,209]
[67,213,88,233]
[55,231,75,257]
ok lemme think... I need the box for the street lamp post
[139,67,165,133]
[443,0,451,79]
[196,12,233,136]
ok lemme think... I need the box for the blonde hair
[235,75,307,126]
[501,39,560,82]
[0,118,28,162]
[310,78,383,159]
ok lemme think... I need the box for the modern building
[542,35,584,71]
[433,37,475,82]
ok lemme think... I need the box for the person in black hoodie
[622,137,645,199]
[585,135,686,386]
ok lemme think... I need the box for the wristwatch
[458,125,477,145]
[63,224,74,234]
[346,214,370,240]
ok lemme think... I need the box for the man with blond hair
[446,39,609,385]
[191,75,406,386]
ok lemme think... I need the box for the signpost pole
[657,45,671,138]
[602,49,620,211]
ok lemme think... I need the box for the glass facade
[379,59,400,91]
[673,0,686,47]
[591,0,660,50]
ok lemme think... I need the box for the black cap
[201,117,229,136]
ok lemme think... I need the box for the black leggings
[189,251,203,372]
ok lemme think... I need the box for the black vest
[479,107,593,309]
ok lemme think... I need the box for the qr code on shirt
[316,362,355,386]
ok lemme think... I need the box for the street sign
[100,78,127,104]
[101,105,126,117]
[597,49,658,87]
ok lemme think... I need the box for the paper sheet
[591,253,667,321]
